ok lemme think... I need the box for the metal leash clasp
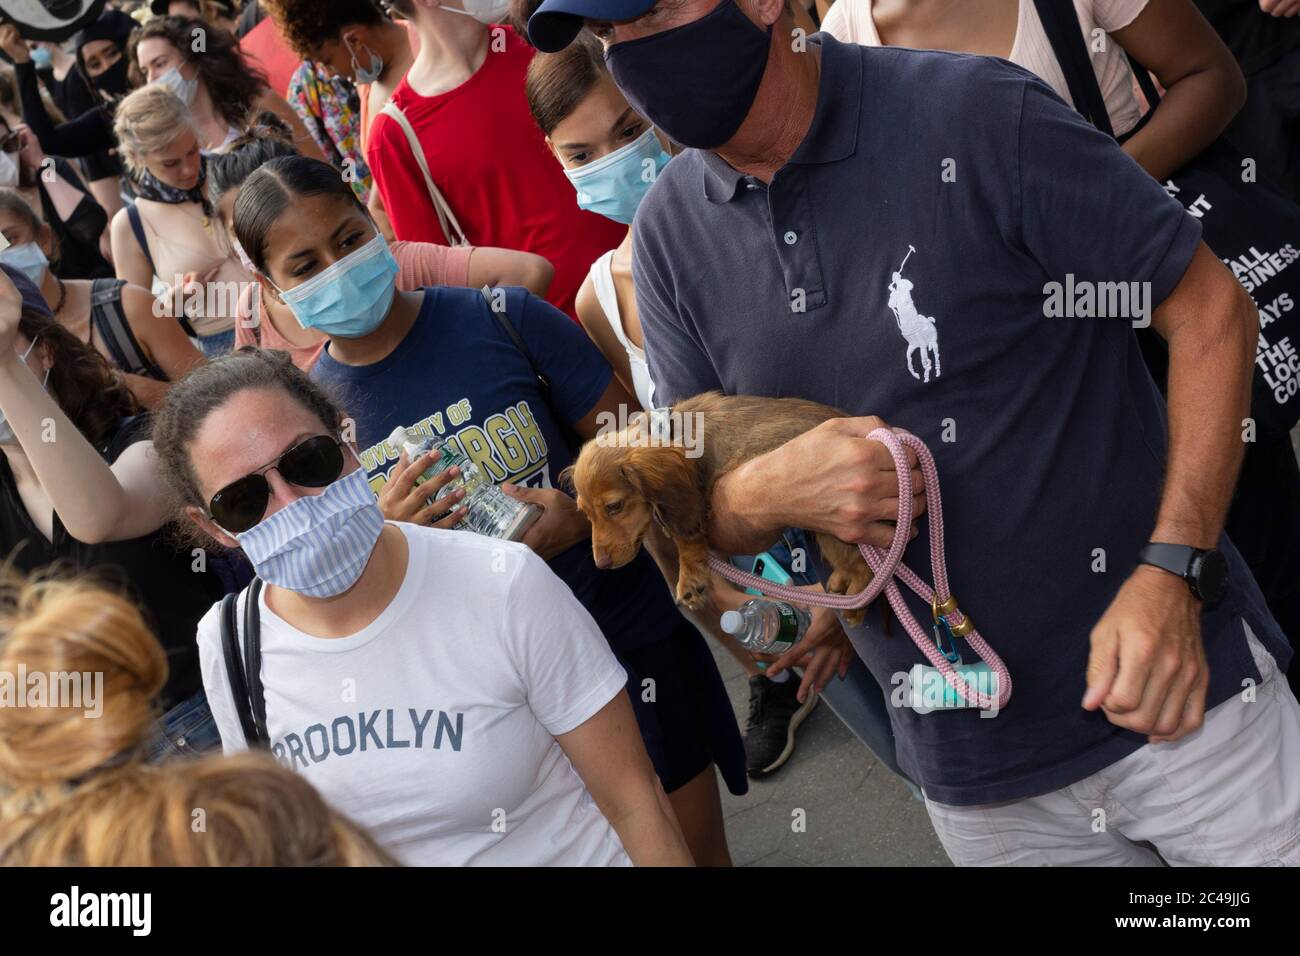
[931,593,974,639]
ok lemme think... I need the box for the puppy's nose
[594,549,613,569]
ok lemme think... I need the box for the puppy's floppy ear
[618,445,705,537]
[556,463,577,494]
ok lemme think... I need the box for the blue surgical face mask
[563,126,671,225]
[233,466,385,598]
[270,233,399,338]
[0,336,50,445]
[347,39,383,85]
[0,243,49,288]
[155,65,198,106]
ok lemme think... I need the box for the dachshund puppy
[565,392,875,626]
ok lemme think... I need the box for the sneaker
[744,674,818,778]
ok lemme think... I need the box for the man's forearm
[1152,265,1257,549]
[708,452,790,554]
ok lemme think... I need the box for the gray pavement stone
[707,637,950,866]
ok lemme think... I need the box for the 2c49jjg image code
[1129,892,1250,908]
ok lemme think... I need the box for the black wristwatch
[1137,542,1228,603]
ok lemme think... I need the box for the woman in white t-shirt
[821,0,1246,179]
[149,348,692,866]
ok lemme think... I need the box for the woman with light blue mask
[233,154,748,866]
[526,35,673,415]
[526,37,850,790]
[0,187,204,409]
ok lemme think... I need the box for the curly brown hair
[127,15,268,132]
[18,310,139,453]
[151,348,344,518]
[262,0,389,60]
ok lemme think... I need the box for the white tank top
[821,0,1147,136]
[590,249,656,411]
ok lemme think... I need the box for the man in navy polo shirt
[526,0,1300,865]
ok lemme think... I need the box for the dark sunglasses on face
[208,434,347,534]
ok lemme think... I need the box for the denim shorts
[195,327,236,357]
[144,689,223,763]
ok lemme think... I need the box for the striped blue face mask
[233,466,384,598]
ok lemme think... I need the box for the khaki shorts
[923,621,1300,866]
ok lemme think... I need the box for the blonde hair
[0,574,395,867]
[0,575,165,788]
[112,84,195,176]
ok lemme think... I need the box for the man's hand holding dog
[504,483,592,561]
[710,416,927,553]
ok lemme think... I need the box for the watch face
[1195,550,1229,603]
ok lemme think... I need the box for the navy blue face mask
[604,0,772,150]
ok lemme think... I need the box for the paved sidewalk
[708,640,950,867]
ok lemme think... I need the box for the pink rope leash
[708,428,1013,710]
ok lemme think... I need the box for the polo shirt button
[783,231,798,245]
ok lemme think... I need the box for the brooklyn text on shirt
[271,707,466,771]
[357,397,552,494]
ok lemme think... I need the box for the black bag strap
[219,578,268,746]
[481,286,583,454]
[1032,0,1115,138]
[125,203,157,276]
[242,577,268,742]
[1129,56,1162,110]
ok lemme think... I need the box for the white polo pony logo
[887,245,941,383]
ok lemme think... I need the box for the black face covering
[73,8,137,96]
[604,0,773,150]
[90,53,129,96]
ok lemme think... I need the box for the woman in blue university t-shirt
[232,155,747,866]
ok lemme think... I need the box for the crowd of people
[0,0,1297,867]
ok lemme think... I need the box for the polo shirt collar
[700,33,863,204]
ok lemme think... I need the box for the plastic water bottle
[719,598,811,654]
[387,425,542,541]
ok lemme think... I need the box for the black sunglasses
[208,435,346,533]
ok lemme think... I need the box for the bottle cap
[719,610,743,635]
[387,425,410,450]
